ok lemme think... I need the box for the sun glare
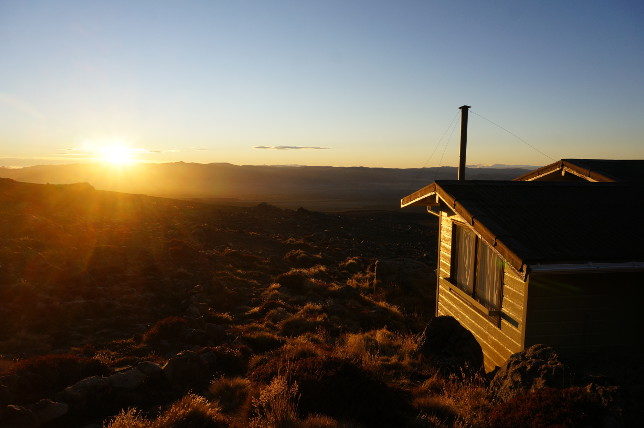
[88,142,140,165]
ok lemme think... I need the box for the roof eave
[400,183,439,207]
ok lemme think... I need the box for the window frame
[450,222,504,323]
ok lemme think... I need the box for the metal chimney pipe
[458,105,470,181]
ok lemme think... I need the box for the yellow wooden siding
[436,212,527,371]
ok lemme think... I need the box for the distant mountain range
[0,162,534,210]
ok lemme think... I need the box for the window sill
[439,277,501,319]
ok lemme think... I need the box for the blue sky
[1,0,643,167]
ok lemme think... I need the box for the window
[451,223,503,311]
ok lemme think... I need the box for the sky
[1,0,643,168]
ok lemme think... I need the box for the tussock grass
[108,394,227,428]
[208,376,253,414]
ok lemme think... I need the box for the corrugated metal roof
[402,180,644,270]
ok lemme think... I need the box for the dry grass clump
[142,316,189,348]
[339,256,370,274]
[334,329,418,379]
[279,303,330,337]
[284,249,323,268]
[108,394,227,428]
[412,373,491,427]
[208,376,253,414]
[339,329,416,359]
[250,375,300,427]
[241,331,285,354]
[346,271,373,290]
[204,311,234,325]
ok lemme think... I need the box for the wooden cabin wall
[436,211,527,371]
[525,272,644,355]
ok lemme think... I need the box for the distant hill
[0,162,533,210]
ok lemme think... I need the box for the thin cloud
[253,145,330,150]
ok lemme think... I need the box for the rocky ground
[0,179,640,427]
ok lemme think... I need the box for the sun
[96,144,137,165]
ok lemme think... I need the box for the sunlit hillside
[0,178,639,427]
[0,163,532,210]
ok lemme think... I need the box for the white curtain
[452,224,476,294]
[475,243,503,309]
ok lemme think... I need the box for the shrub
[142,316,189,347]
[5,354,111,404]
[487,387,607,428]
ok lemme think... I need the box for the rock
[108,368,146,389]
[417,315,484,376]
[56,375,110,405]
[490,344,569,401]
[31,399,68,424]
[136,361,163,376]
[163,351,208,390]
[0,404,38,428]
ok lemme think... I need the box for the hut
[402,179,644,370]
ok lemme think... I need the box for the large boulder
[0,404,38,428]
[107,368,147,390]
[490,344,570,401]
[55,375,110,407]
[417,316,484,376]
[374,258,435,314]
[30,399,68,425]
[163,350,209,391]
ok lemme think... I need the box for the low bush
[142,316,189,347]
[241,332,285,354]
[487,387,607,428]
